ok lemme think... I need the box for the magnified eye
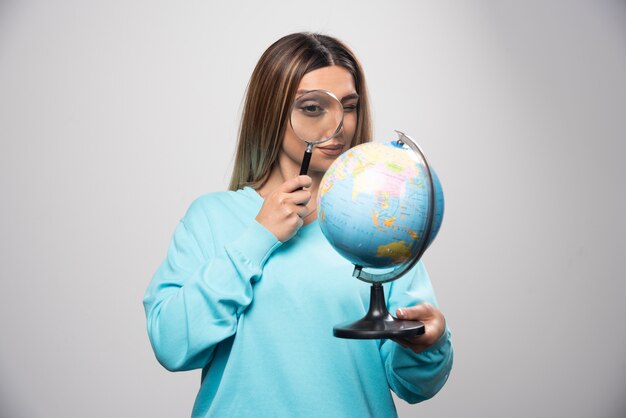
[299,101,326,117]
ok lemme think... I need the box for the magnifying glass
[289,90,344,175]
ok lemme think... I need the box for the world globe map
[317,140,444,275]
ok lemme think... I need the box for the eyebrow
[295,90,360,103]
[340,93,359,103]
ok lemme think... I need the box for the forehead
[297,66,356,99]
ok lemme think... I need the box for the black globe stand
[333,282,425,339]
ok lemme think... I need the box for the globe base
[333,283,425,339]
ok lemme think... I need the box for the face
[280,66,358,176]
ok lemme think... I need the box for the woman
[143,32,453,418]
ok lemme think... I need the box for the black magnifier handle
[299,143,314,176]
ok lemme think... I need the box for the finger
[396,303,435,320]
[287,189,312,206]
[295,204,310,218]
[281,175,312,192]
[297,175,313,189]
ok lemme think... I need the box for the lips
[317,144,345,157]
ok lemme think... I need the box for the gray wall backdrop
[1,1,625,417]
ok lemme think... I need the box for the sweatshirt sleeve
[143,207,281,372]
[379,262,454,403]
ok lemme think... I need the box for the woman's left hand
[392,303,446,354]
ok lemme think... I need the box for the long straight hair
[228,32,372,191]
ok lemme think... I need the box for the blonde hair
[228,32,372,191]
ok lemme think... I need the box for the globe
[317,138,444,283]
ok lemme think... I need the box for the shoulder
[181,187,262,231]
[171,188,263,256]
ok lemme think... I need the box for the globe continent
[317,141,444,272]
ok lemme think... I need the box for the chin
[308,162,334,175]
[308,145,349,174]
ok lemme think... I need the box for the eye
[299,101,326,117]
[343,102,358,112]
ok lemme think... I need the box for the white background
[1,1,625,417]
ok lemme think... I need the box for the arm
[143,206,281,372]
[380,262,454,403]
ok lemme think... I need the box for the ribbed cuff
[224,220,282,276]
[423,327,451,353]
[391,327,452,366]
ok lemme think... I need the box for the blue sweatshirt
[143,187,453,418]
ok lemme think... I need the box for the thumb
[396,303,435,320]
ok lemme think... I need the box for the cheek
[343,113,358,139]
[283,126,305,153]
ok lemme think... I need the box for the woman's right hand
[255,175,313,242]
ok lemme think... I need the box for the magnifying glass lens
[290,90,344,145]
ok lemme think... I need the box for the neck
[258,155,323,197]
